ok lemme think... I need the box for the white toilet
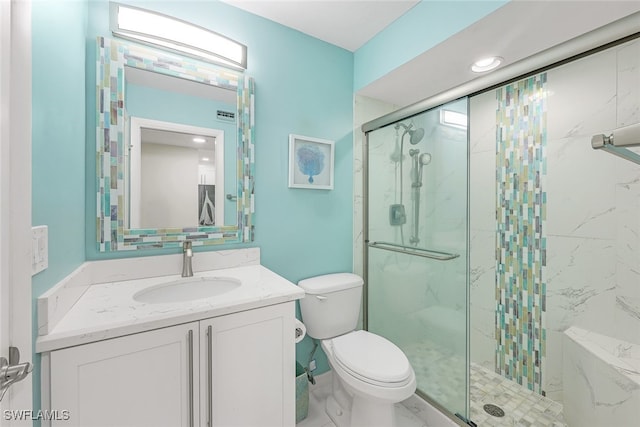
[299,273,416,427]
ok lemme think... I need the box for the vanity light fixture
[193,137,206,144]
[471,56,503,73]
[110,2,247,70]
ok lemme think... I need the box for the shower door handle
[368,241,459,261]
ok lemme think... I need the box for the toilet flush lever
[315,295,327,301]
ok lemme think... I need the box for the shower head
[395,122,425,144]
[408,128,425,145]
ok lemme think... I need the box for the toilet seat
[331,330,412,388]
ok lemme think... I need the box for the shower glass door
[365,98,469,420]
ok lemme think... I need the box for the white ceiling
[222,0,640,107]
[220,0,420,52]
[359,1,640,107]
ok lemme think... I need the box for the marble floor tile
[297,356,567,427]
[296,372,430,427]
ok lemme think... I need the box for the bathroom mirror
[96,37,255,252]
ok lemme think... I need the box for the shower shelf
[368,241,459,261]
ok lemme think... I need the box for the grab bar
[368,241,460,261]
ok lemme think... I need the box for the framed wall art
[288,134,335,190]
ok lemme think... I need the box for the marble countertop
[36,265,305,353]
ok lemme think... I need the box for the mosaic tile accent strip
[238,76,255,242]
[96,37,255,252]
[495,73,548,394]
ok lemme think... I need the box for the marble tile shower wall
[470,38,640,403]
[469,89,499,373]
[613,40,640,345]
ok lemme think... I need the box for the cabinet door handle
[188,329,194,427]
[207,325,213,427]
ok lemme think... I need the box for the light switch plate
[32,225,48,275]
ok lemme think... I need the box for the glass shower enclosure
[364,98,470,421]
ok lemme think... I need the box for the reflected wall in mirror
[128,118,225,229]
[96,37,255,252]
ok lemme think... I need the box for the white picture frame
[288,134,335,190]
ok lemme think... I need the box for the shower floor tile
[403,341,567,427]
[469,365,567,427]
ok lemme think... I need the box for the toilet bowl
[298,273,417,427]
[322,330,416,427]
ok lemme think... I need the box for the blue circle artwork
[296,144,325,184]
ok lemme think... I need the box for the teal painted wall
[31,0,88,417]
[82,0,354,372]
[32,0,87,308]
[354,0,508,91]
[125,83,236,132]
[125,82,238,223]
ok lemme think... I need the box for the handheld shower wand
[409,151,431,186]
[409,150,432,245]
[417,153,432,185]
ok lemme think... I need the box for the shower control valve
[389,204,406,226]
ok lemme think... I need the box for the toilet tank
[298,273,363,340]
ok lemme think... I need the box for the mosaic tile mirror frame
[96,37,255,252]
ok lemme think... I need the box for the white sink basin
[133,276,241,304]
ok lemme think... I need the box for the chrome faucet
[182,241,193,277]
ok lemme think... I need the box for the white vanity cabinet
[49,321,199,427]
[199,303,295,427]
[45,302,295,427]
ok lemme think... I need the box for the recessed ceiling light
[193,137,206,143]
[471,56,503,73]
[201,157,210,162]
